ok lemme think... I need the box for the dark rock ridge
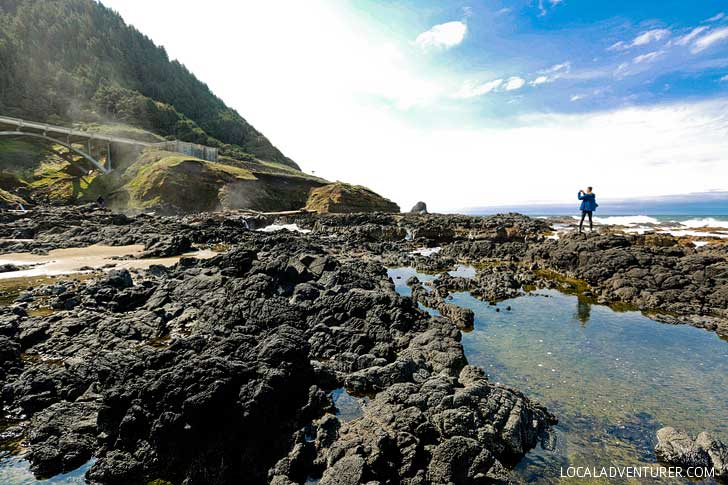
[655,427,728,480]
[281,212,728,337]
[3,206,728,483]
[525,232,728,336]
[407,276,475,329]
[0,208,555,484]
[410,201,428,214]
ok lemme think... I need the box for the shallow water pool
[388,268,728,484]
[0,454,94,484]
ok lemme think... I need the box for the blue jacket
[578,192,598,211]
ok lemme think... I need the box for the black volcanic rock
[656,427,728,480]
[0,208,557,484]
[410,201,428,214]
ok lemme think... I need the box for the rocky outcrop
[655,427,728,480]
[526,233,728,337]
[407,276,475,329]
[305,182,400,214]
[271,364,553,484]
[0,209,554,484]
[410,201,428,214]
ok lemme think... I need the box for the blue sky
[101,0,728,211]
[356,0,728,119]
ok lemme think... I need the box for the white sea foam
[679,218,728,229]
[592,215,659,226]
[664,229,728,239]
[411,247,442,256]
[693,241,709,247]
[257,223,311,234]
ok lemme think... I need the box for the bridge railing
[155,140,218,162]
[0,114,220,163]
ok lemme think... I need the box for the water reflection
[387,267,728,484]
[575,297,591,325]
[0,453,95,484]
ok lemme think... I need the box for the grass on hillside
[305,182,399,213]
[75,122,166,143]
[119,149,258,211]
[0,138,46,172]
[216,155,327,183]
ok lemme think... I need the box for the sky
[99,0,728,212]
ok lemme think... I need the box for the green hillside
[0,0,401,214]
[0,0,297,168]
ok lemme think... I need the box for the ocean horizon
[461,191,728,219]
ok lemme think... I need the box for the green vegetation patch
[0,187,26,206]
[305,182,400,213]
[27,159,102,203]
[0,139,46,171]
[535,268,591,295]
[76,122,165,143]
[217,155,327,183]
[120,150,257,212]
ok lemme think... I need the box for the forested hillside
[0,0,297,168]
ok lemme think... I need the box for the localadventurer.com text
[560,466,715,479]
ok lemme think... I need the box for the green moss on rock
[116,150,257,213]
[0,187,27,207]
[305,182,400,213]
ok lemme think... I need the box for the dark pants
[579,210,593,232]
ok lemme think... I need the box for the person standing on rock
[578,187,598,233]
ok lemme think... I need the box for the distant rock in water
[655,427,728,479]
[305,182,400,213]
[410,201,428,213]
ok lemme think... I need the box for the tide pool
[389,268,728,484]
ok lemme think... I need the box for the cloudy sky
[99,0,728,212]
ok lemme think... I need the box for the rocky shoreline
[1,207,727,483]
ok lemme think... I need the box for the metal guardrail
[0,115,157,147]
[0,115,219,164]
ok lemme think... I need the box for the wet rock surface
[407,276,475,330]
[0,207,557,484]
[525,232,728,337]
[656,427,728,480]
[2,206,728,483]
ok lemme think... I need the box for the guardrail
[0,115,219,163]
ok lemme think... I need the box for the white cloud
[570,94,585,101]
[415,21,467,50]
[705,12,725,23]
[692,27,728,53]
[633,50,664,64]
[453,79,503,98]
[96,1,728,212]
[674,26,709,46]
[614,62,631,77]
[607,41,628,51]
[608,28,670,51]
[504,76,526,91]
[633,28,671,46]
[545,62,571,73]
[721,74,728,82]
[537,0,564,16]
[454,75,527,97]
[530,62,571,85]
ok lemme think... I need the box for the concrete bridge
[0,115,218,174]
